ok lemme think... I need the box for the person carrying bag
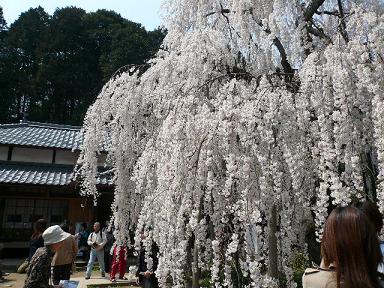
[84,222,107,280]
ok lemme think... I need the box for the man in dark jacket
[137,242,159,288]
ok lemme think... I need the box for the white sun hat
[42,225,70,245]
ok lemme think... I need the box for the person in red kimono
[110,244,128,282]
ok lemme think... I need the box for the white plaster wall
[12,147,53,163]
[56,150,76,165]
[0,146,8,160]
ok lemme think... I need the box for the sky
[0,0,163,30]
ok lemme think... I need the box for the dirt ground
[0,271,85,287]
[0,271,138,288]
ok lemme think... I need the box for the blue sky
[1,0,163,30]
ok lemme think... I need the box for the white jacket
[87,231,107,249]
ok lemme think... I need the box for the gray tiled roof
[0,161,113,186]
[0,121,83,150]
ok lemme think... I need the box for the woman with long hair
[303,206,383,288]
[17,218,47,274]
[28,219,47,261]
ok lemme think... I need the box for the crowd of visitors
[17,200,384,288]
[18,219,159,287]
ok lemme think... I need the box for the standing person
[29,219,47,262]
[18,219,47,274]
[103,221,114,273]
[85,222,107,280]
[302,206,384,288]
[51,223,78,285]
[24,225,70,288]
[110,244,128,282]
[0,258,4,283]
[0,243,6,283]
[77,223,90,262]
[136,235,159,288]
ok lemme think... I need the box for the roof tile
[0,121,83,150]
[0,162,113,186]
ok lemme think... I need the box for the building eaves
[0,121,83,150]
[0,161,113,186]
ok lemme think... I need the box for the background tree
[0,6,6,30]
[79,0,384,287]
[6,7,50,120]
[83,10,126,84]
[0,6,165,124]
[0,6,12,123]
[34,7,95,124]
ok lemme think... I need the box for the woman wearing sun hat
[24,225,70,288]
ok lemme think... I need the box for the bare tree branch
[220,3,233,39]
[308,20,333,44]
[304,0,327,21]
[205,1,331,87]
[337,0,349,43]
[205,11,216,17]
[247,10,295,77]
[271,0,326,73]
[205,8,230,18]
[315,10,340,16]
[205,7,295,77]
[272,38,294,76]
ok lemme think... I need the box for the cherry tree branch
[315,10,340,16]
[308,20,333,44]
[304,0,327,21]
[220,3,233,39]
[337,0,349,43]
[247,11,295,78]
[204,0,329,86]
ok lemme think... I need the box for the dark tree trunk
[268,204,278,278]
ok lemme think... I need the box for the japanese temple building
[0,121,113,248]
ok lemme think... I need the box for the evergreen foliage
[0,6,165,125]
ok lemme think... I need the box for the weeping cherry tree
[78,0,384,287]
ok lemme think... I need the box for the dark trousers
[141,278,158,288]
[104,250,112,273]
[52,263,72,285]
[139,275,159,288]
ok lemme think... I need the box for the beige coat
[302,267,337,288]
[303,265,384,288]
[52,235,78,266]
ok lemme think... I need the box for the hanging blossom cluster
[79,0,384,287]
